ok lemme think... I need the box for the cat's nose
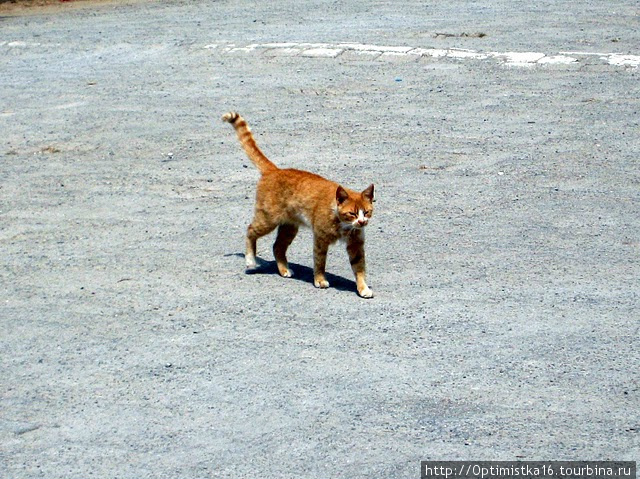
[358,219,367,226]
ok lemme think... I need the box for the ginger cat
[222,112,375,298]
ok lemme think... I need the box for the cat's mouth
[342,221,367,231]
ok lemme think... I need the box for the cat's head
[335,184,374,229]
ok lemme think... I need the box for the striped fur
[222,112,277,174]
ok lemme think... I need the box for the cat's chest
[339,227,363,243]
[292,211,312,228]
[289,209,344,240]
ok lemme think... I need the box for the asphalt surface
[1,1,639,478]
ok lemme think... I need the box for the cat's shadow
[225,253,357,293]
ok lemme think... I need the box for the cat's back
[261,167,337,198]
[256,167,339,226]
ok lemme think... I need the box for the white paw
[314,279,330,289]
[245,256,257,269]
[280,269,293,278]
[358,287,374,298]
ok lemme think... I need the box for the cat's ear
[336,185,349,204]
[362,184,374,202]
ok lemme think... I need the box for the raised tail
[222,112,278,174]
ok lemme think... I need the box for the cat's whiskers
[341,221,358,231]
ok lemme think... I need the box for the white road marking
[341,50,382,59]
[228,45,259,53]
[1,39,635,69]
[413,48,449,58]
[260,42,300,48]
[447,49,489,60]
[491,51,546,64]
[264,47,301,57]
[302,48,343,58]
[54,102,87,110]
[560,51,610,56]
[205,41,639,69]
[538,55,579,65]
[339,43,414,53]
[606,54,640,68]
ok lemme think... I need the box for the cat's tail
[222,112,278,174]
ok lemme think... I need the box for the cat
[222,111,375,298]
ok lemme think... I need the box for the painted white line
[380,51,416,58]
[54,102,87,110]
[538,55,578,65]
[338,43,414,53]
[217,42,636,69]
[301,48,343,58]
[264,47,302,57]
[298,43,332,48]
[491,51,546,64]
[560,51,612,56]
[228,46,259,53]
[339,50,383,61]
[1,39,633,69]
[342,50,382,58]
[447,49,489,60]
[606,54,640,68]
[410,48,448,57]
[260,42,300,48]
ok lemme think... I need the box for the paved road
[1,1,639,478]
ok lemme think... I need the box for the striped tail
[222,112,278,174]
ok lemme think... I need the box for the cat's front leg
[313,236,330,289]
[347,232,373,298]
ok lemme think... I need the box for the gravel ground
[1,1,639,478]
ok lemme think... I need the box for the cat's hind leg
[246,212,277,270]
[273,223,298,277]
